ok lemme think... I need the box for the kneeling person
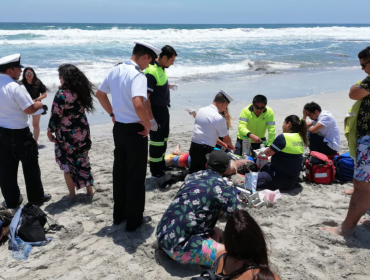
[189,90,235,174]
[156,150,241,266]
[258,115,308,191]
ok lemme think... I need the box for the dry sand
[1,90,370,280]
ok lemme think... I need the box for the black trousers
[189,142,214,174]
[0,126,44,208]
[308,132,338,156]
[257,163,298,191]
[234,137,267,156]
[113,122,148,229]
[149,106,170,177]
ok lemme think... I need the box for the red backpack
[305,151,335,184]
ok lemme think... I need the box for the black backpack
[191,253,255,280]
[17,203,52,242]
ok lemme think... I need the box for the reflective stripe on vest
[281,133,304,154]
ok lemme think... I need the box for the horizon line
[1,22,370,25]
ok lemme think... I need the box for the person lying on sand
[156,150,241,266]
[163,144,254,176]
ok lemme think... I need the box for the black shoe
[126,216,152,232]
[31,194,52,206]
[162,166,174,171]
[2,194,23,209]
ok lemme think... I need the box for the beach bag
[334,152,355,182]
[17,203,48,242]
[305,151,335,184]
[190,253,255,280]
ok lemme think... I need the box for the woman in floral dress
[47,64,95,199]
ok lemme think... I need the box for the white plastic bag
[244,172,258,192]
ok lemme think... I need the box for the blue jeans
[308,132,337,156]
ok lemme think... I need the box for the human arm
[221,135,235,151]
[14,84,43,114]
[96,89,115,124]
[133,96,150,137]
[216,139,227,149]
[47,90,66,141]
[266,111,276,146]
[267,134,286,157]
[302,109,313,128]
[215,116,235,150]
[308,122,324,133]
[36,82,47,101]
[349,84,370,100]
[24,100,43,114]
[264,147,275,157]
[145,93,154,120]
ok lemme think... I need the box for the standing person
[235,95,275,156]
[302,101,340,156]
[21,67,48,144]
[0,54,51,208]
[323,46,370,237]
[96,41,161,232]
[47,64,95,199]
[189,90,235,174]
[145,45,177,182]
[258,115,308,191]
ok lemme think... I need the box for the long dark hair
[224,210,276,280]
[285,115,309,147]
[58,64,95,113]
[21,67,49,93]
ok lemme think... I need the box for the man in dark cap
[96,41,161,232]
[156,150,241,266]
[0,54,51,208]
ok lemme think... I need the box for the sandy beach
[1,90,370,280]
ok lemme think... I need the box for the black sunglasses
[254,105,266,110]
[361,60,370,69]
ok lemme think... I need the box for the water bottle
[242,138,251,158]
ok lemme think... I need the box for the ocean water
[1,23,369,127]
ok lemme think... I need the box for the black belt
[191,142,214,150]
[0,126,30,135]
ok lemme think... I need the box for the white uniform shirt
[191,104,229,147]
[312,110,341,152]
[0,74,33,129]
[98,59,147,123]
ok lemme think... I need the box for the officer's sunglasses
[254,105,266,110]
[360,60,370,69]
[25,72,34,76]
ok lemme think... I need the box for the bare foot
[86,186,95,197]
[64,194,76,200]
[320,225,354,237]
[343,188,354,195]
[359,218,370,229]
[172,144,181,155]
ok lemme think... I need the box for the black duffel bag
[17,203,47,242]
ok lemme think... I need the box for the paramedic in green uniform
[145,45,177,182]
[235,95,275,156]
[257,115,308,191]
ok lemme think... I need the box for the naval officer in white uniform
[0,54,51,208]
[96,42,161,232]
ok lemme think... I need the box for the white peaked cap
[219,89,233,103]
[0,53,24,68]
[133,41,162,56]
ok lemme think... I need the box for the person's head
[158,45,177,68]
[58,64,95,113]
[283,115,309,147]
[132,42,161,70]
[0,54,24,80]
[206,150,230,175]
[252,95,267,117]
[213,89,233,113]
[224,209,275,280]
[303,102,321,121]
[358,46,370,75]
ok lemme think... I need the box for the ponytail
[221,106,232,128]
[285,115,309,147]
[253,264,276,280]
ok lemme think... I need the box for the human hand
[150,119,158,131]
[303,109,309,119]
[47,131,56,143]
[227,144,236,151]
[138,121,150,137]
[250,134,262,143]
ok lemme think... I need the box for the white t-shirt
[312,110,341,152]
[98,60,147,124]
[0,74,34,129]
[191,104,229,147]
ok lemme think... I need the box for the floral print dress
[48,89,94,189]
[156,169,240,254]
